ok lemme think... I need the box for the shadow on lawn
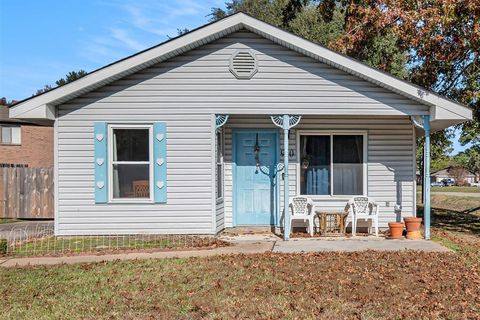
[417,205,480,235]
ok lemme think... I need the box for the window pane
[333,135,363,195]
[216,133,222,163]
[113,129,149,161]
[11,127,21,144]
[216,164,222,198]
[1,127,11,144]
[300,135,330,195]
[112,164,150,198]
[215,131,223,199]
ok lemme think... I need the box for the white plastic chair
[348,196,379,236]
[289,196,315,237]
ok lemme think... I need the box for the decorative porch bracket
[271,115,301,240]
[412,115,431,240]
[215,115,229,129]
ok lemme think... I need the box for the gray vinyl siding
[223,115,416,229]
[56,29,421,235]
[56,115,213,235]
[215,200,225,233]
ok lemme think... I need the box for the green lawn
[417,185,480,193]
[2,232,479,319]
[0,219,20,224]
[417,193,480,215]
[1,195,480,319]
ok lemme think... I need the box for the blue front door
[234,130,278,225]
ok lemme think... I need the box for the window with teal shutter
[153,122,167,203]
[95,122,166,204]
[94,122,108,203]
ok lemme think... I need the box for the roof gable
[10,12,472,130]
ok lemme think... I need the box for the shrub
[0,239,7,255]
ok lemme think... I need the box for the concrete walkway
[0,235,451,268]
[273,237,451,253]
[0,240,275,268]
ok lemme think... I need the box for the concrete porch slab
[273,238,451,253]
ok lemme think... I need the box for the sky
[0,0,471,154]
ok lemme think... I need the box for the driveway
[0,220,54,240]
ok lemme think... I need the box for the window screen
[111,128,150,199]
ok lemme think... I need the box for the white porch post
[282,115,290,240]
[271,115,301,241]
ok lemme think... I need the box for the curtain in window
[300,135,330,195]
[333,135,363,195]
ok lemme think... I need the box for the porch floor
[273,237,450,253]
[220,233,450,253]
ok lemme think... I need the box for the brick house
[0,98,53,168]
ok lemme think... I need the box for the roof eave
[9,13,246,119]
[9,12,473,130]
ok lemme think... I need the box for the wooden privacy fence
[0,167,54,219]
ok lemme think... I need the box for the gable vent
[229,50,258,79]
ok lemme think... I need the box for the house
[0,99,53,168]
[431,167,479,185]
[9,13,472,238]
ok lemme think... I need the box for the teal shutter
[153,122,167,203]
[94,122,108,203]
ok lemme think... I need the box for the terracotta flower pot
[388,222,404,239]
[404,217,423,240]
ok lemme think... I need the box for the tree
[416,130,455,172]
[454,146,480,177]
[210,0,296,28]
[54,70,87,86]
[330,0,479,153]
[210,0,408,76]
[177,28,190,36]
[34,70,87,95]
[211,0,479,161]
[448,165,467,185]
[288,4,345,47]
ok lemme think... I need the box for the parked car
[440,178,455,187]
[470,182,480,187]
[431,182,443,187]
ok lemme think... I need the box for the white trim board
[9,12,472,130]
[107,124,154,204]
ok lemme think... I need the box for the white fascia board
[432,104,472,121]
[240,14,472,122]
[9,12,472,124]
[9,14,244,120]
[10,104,55,120]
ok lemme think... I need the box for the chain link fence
[1,222,227,257]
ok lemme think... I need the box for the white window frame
[296,130,368,199]
[0,125,21,145]
[107,124,154,203]
[215,128,224,201]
